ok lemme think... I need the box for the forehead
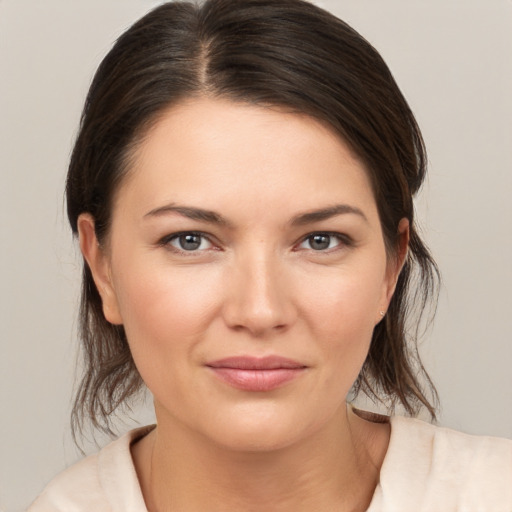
[115,98,379,226]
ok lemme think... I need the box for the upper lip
[206,356,307,370]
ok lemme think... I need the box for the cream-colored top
[28,416,512,511]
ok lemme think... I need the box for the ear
[378,218,410,321]
[77,213,123,325]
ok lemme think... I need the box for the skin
[79,98,409,511]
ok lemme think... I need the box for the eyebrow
[290,204,368,226]
[144,204,232,227]
[144,202,367,227]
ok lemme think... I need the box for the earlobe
[77,214,123,325]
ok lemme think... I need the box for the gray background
[1,1,511,510]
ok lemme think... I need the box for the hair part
[67,0,439,443]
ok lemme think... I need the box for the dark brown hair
[67,0,439,439]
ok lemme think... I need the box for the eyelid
[294,231,354,251]
[158,231,219,254]
[157,230,353,254]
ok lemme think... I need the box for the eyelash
[158,231,353,255]
[295,232,354,253]
[158,231,217,255]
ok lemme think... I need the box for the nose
[222,250,296,337]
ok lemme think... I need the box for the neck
[133,404,389,512]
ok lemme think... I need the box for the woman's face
[80,98,405,451]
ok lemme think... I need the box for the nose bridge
[224,243,293,335]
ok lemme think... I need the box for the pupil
[180,234,201,250]
[311,234,330,250]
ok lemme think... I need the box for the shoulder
[27,426,153,512]
[27,451,105,512]
[390,415,512,466]
[375,416,512,511]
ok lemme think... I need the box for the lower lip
[208,367,305,391]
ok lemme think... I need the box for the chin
[194,400,343,454]
[208,422,305,453]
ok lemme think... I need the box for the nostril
[226,319,290,337]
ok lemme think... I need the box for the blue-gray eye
[169,233,212,251]
[299,233,342,251]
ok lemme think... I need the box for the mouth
[205,356,307,392]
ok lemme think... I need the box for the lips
[206,356,307,391]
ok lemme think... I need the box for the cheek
[110,260,228,411]
[111,260,223,359]
[297,261,386,372]
[301,264,385,333]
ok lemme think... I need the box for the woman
[28,0,511,510]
